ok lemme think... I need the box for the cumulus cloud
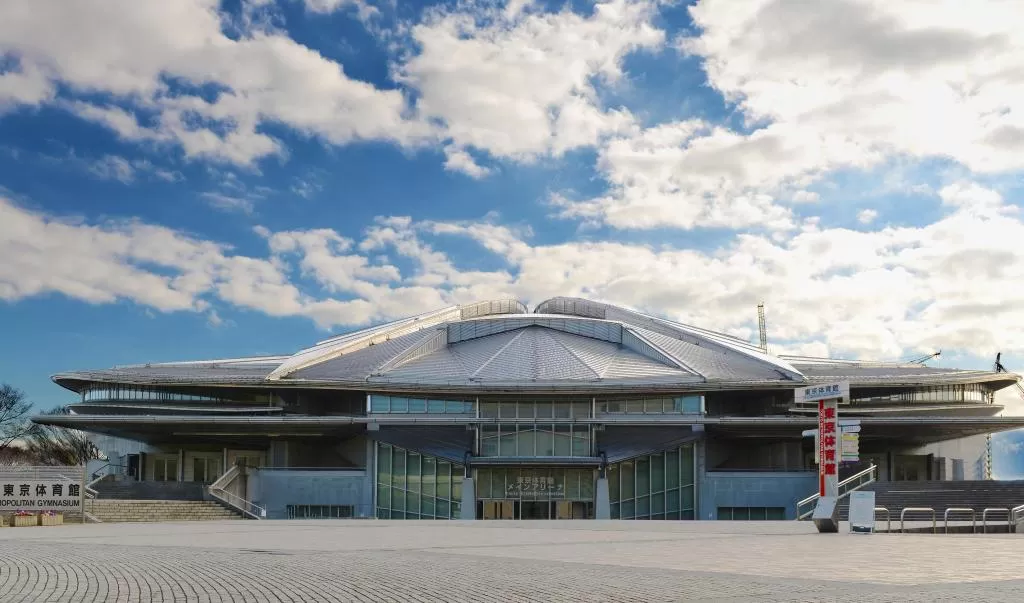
[8,180,1024,362]
[549,0,1024,231]
[399,0,663,161]
[0,0,430,166]
[857,209,879,224]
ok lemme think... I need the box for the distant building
[34,297,1024,520]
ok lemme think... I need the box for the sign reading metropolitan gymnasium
[0,480,83,511]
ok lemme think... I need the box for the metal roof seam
[543,326,603,380]
[624,326,703,377]
[469,328,528,379]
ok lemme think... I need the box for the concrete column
[594,476,611,519]
[459,477,476,520]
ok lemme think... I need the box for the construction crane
[994,353,1024,399]
[907,351,941,364]
[989,352,1024,480]
[756,303,768,353]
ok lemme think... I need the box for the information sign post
[797,382,849,533]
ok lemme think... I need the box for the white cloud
[682,0,1024,171]
[857,209,878,224]
[83,155,182,184]
[554,121,859,230]
[442,145,492,179]
[548,0,1024,231]
[200,192,256,215]
[399,0,663,161]
[7,181,1024,361]
[303,0,378,22]
[0,0,430,166]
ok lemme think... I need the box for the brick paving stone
[0,520,1022,602]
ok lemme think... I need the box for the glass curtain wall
[83,385,267,403]
[477,399,593,458]
[369,395,474,414]
[608,444,695,520]
[596,396,704,415]
[478,424,592,457]
[375,443,463,519]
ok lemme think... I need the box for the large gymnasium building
[34,298,1024,520]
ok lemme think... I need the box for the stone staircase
[837,480,1024,522]
[91,477,207,501]
[86,499,243,523]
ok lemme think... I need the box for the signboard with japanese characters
[0,480,82,511]
[505,475,564,498]
[804,420,861,465]
[799,382,850,404]
[818,399,839,497]
[843,423,860,460]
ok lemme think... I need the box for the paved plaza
[1,520,1022,602]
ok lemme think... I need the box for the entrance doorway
[477,499,594,519]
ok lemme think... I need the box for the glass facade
[478,399,593,419]
[717,507,785,520]
[478,424,592,457]
[476,467,595,501]
[596,395,703,415]
[375,443,463,519]
[609,444,695,520]
[369,395,475,414]
[848,384,992,405]
[82,385,266,404]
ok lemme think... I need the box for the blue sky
[3,0,1024,470]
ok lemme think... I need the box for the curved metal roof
[50,296,1020,393]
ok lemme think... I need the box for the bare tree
[0,384,32,453]
[23,407,102,466]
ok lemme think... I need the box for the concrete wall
[698,471,817,520]
[250,469,373,519]
[696,437,816,520]
[912,435,988,480]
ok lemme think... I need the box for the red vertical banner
[818,398,839,497]
[818,400,825,496]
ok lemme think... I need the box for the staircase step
[86,499,245,523]
[834,481,1024,522]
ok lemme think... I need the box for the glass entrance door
[520,501,550,520]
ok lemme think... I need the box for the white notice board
[848,490,876,533]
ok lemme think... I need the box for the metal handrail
[874,506,890,533]
[943,507,975,533]
[208,465,265,519]
[208,465,240,491]
[1011,504,1024,527]
[85,462,127,498]
[796,464,877,520]
[900,507,936,533]
[982,508,1009,534]
[211,488,266,519]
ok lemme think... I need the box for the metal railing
[874,506,890,533]
[900,507,936,533]
[943,507,975,533]
[1011,504,1024,530]
[982,508,1009,534]
[796,464,877,520]
[207,465,266,519]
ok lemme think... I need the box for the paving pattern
[1,520,1022,602]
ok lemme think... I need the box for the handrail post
[1011,504,1024,533]
[943,508,975,534]
[982,508,1009,534]
[900,507,936,533]
[873,506,890,533]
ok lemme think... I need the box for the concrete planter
[39,514,63,526]
[12,515,37,527]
